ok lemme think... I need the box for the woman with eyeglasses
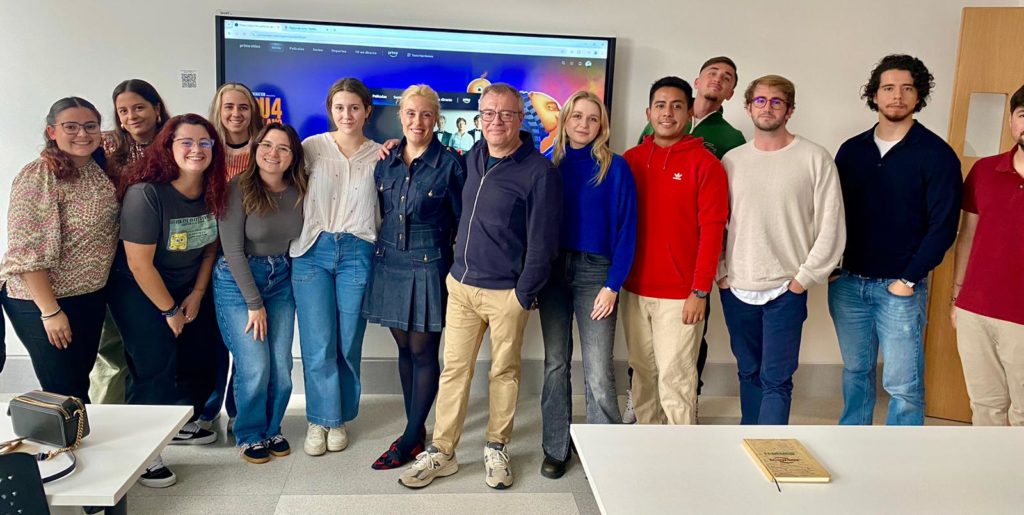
[537,91,637,479]
[362,85,465,469]
[0,97,119,403]
[211,83,265,180]
[107,113,228,487]
[213,123,307,464]
[290,78,381,456]
[90,79,173,406]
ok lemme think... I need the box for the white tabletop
[1,403,191,506]
[570,424,1024,515]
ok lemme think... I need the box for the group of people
[0,51,1021,493]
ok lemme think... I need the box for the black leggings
[1,288,105,402]
[391,328,442,452]
[106,271,218,419]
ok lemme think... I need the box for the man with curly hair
[829,54,963,426]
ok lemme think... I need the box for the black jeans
[1,287,105,402]
[106,271,218,420]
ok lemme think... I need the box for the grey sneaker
[483,442,513,489]
[622,389,637,424]
[398,445,458,489]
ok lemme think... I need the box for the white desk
[1,403,191,511]
[570,424,1024,515]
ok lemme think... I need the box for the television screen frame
[215,14,616,150]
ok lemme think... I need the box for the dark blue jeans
[720,288,808,425]
[538,251,621,462]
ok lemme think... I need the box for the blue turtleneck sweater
[557,145,638,292]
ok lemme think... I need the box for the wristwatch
[899,279,916,289]
[692,289,709,299]
[161,304,180,318]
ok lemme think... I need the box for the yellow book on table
[742,439,831,483]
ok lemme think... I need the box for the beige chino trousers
[621,289,703,425]
[955,307,1024,426]
[430,274,531,455]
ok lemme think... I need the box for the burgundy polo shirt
[955,146,1024,325]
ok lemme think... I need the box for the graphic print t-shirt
[119,182,218,289]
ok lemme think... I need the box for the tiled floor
[123,393,965,514]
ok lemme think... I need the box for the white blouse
[290,133,383,257]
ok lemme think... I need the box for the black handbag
[5,390,88,482]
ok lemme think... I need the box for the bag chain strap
[42,401,87,461]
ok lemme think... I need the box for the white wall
[0,1,1009,365]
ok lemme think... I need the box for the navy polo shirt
[834,121,963,282]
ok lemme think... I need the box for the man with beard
[830,55,962,426]
[717,75,845,425]
[949,83,1024,426]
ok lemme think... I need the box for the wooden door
[924,6,1024,422]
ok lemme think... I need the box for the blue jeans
[538,251,621,462]
[292,232,373,427]
[828,272,929,425]
[720,289,808,425]
[213,255,295,446]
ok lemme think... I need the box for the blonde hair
[552,91,613,184]
[398,84,441,116]
[209,83,264,144]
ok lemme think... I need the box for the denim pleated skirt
[362,243,452,333]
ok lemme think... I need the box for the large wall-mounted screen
[217,16,616,156]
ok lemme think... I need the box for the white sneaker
[483,442,513,489]
[327,424,348,452]
[398,445,458,489]
[623,389,637,424]
[304,423,327,456]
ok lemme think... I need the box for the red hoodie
[623,134,728,299]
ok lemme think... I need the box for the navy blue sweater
[557,145,637,292]
[450,131,563,309]
[834,121,962,282]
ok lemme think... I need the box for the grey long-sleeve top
[220,177,303,309]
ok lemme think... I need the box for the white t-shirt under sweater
[718,135,847,299]
[874,133,901,157]
[290,133,382,257]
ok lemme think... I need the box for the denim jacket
[374,137,466,252]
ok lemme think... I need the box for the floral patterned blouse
[0,158,120,300]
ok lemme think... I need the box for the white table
[1,403,191,513]
[570,424,1024,515]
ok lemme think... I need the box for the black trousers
[106,271,218,420]
[1,287,105,402]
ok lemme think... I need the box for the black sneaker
[138,456,176,488]
[171,421,217,445]
[266,435,291,457]
[240,442,271,464]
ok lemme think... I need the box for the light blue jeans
[292,232,373,427]
[828,272,929,425]
[213,255,294,446]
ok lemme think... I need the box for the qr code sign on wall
[180,70,198,89]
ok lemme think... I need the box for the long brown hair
[41,97,111,182]
[551,91,613,184]
[239,123,308,216]
[119,114,229,217]
[109,79,170,171]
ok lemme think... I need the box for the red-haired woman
[0,97,119,403]
[107,113,228,488]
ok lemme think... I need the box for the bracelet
[191,287,206,294]
[160,304,180,318]
[40,307,62,321]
